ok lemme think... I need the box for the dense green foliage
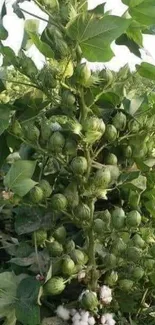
[1,1,155,325]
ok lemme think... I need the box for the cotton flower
[100,285,112,304]
[101,313,116,325]
[56,305,70,320]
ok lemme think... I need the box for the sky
[1,0,155,71]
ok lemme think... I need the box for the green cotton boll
[64,182,79,208]
[112,112,127,131]
[61,90,76,107]
[111,207,126,229]
[40,118,52,142]
[64,138,77,156]
[47,240,63,257]
[44,277,66,296]
[53,226,67,243]
[104,124,117,142]
[119,279,134,292]
[105,271,118,286]
[62,257,75,276]
[105,153,118,165]
[49,132,65,152]
[93,167,111,188]
[82,116,105,134]
[30,186,44,203]
[126,210,142,228]
[51,193,68,211]
[80,290,99,311]
[70,156,88,175]
[73,203,91,222]
[76,62,91,86]
[24,125,40,143]
[39,179,52,198]
[126,246,142,262]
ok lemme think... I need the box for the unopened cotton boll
[88,316,95,325]
[100,285,112,304]
[101,313,116,325]
[56,305,70,320]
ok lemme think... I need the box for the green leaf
[119,172,147,192]
[0,272,17,308]
[24,19,39,33]
[0,134,10,167]
[126,21,143,47]
[67,14,131,62]
[116,34,141,58]
[15,277,40,325]
[89,3,106,16]
[13,178,37,197]
[24,20,54,58]
[122,0,144,6]
[125,96,145,115]
[0,105,10,135]
[4,160,36,197]
[0,308,16,325]
[129,0,155,25]
[137,62,155,81]
[14,206,54,234]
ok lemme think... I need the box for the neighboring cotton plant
[100,286,113,305]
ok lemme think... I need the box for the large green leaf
[4,160,37,197]
[0,272,17,308]
[15,277,40,325]
[24,20,54,58]
[137,62,155,80]
[129,0,155,25]
[116,34,141,58]
[0,105,10,135]
[67,14,131,61]
[0,134,10,167]
[14,206,54,234]
[122,0,145,6]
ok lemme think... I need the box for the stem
[79,88,88,122]
[20,8,49,24]
[2,78,39,89]
[34,231,43,276]
[87,200,98,291]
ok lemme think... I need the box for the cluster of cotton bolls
[56,305,116,325]
[56,285,115,325]
[56,306,96,325]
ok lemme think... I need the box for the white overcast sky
[1,0,155,70]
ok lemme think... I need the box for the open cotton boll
[100,285,112,304]
[81,311,89,322]
[56,305,70,321]
[72,312,81,321]
[101,313,116,325]
[80,322,88,325]
[73,321,81,325]
[88,316,95,325]
[70,309,77,316]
